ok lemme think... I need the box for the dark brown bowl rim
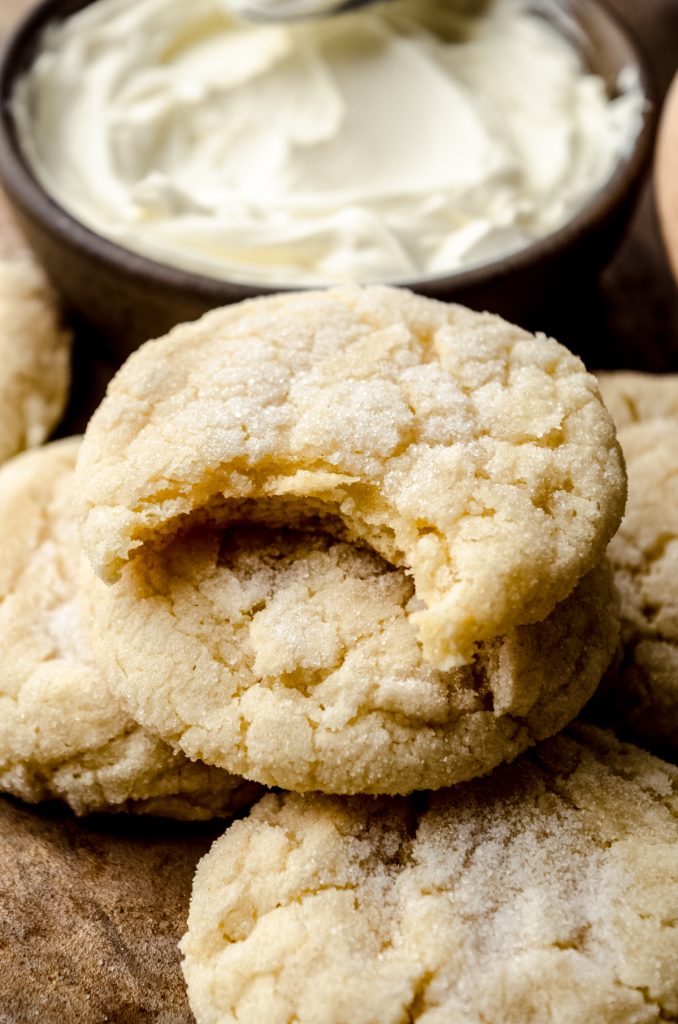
[0,0,658,302]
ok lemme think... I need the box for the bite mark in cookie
[83,520,619,794]
[77,286,625,668]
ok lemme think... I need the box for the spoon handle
[657,71,678,284]
[229,0,384,23]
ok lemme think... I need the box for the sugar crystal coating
[588,418,678,759]
[0,439,262,818]
[181,726,678,1024]
[597,371,678,430]
[84,520,618,794]
[0,259,71,464]
[77,286,625,668]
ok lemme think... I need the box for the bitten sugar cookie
[588,419,678,760]
[181,726,678,1024]
[0,260,71,464]
[0,440,262,818]
[83,521,618,794]
[77,287,625,668]
[597,371,678,430]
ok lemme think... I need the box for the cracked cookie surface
[181,725,678,1024]
[587,419,678,760]
[597,371,678,430]
[77,286,625,668]
[0,260,71,464]
[83,520,618,794]
[0,439,262,818]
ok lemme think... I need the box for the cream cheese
[15,0,645,286]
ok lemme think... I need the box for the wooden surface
[0,2,677,1022]
[0,803,222,1024]
[657,72,678,282]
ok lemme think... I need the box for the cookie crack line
[181,730,678,1024]
[77,286,626,670]
[87,518,618,794]
[0,439,263,819]
[613,979,677,1021]
[550,728,678,813]
[402,970,437,1023]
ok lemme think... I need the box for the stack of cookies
[1,287,677,1022]
[75,286,627,794]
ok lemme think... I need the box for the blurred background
[0,0,677,410]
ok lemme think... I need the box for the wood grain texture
[0,798,222,1023]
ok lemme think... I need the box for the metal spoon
[225,0,385,24]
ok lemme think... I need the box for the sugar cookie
[84,521,618,794]
[77,286,625,668]
[0,439,262,818]
[597,371,678,430]
[0,259,70,464]
[181,726,678,1024]
[588,419,678,760]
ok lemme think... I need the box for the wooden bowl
[0,0,657,359]
[657,72,678,284]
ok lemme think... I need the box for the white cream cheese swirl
[15,0,644,286]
